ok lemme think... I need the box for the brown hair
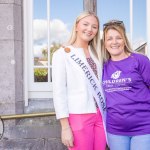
[101,20,133,62]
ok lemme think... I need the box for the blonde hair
[102,20,133,62]
[67,11,101,59]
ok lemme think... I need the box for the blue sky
[98,0,146,48]
[33,0,147,49]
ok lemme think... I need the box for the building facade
[0,0,97,149]
[0,0,149,149]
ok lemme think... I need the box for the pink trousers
[68,109,106,150]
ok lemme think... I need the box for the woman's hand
[61,126,74,148]
[60,118,74,148]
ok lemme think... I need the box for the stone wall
[0,0,65,149]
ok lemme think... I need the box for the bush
[34,68,48,82]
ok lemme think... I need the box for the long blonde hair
[102,20,133,62]
[67,11,101,59]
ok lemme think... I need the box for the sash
[64,47,107,142]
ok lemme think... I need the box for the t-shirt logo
[111,71,121,79]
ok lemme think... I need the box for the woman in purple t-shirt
[101,20,150,150]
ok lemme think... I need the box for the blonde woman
[52,11,106,150]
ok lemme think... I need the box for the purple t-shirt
[102,53,150,136]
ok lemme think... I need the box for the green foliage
[34,68,47,76]
[42,48,48,58]
[33,42,62,82]
[34,68,48,82]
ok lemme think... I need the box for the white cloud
[33,44,47,57]
[50,19,70,43]
[33,19,70,44]
[33,19,70,57]
[33,19,47,42]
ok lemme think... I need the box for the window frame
[23,0,53,106]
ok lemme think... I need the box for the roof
[135,42,147,52]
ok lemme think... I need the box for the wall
[0,0,66,149]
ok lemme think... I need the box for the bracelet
[62,126,70,131]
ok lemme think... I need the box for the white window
[24,0,83,105]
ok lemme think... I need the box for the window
[24,0,83,105]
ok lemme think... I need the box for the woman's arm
[60,118,74,147]
[52,49,69,119]
[52,49,74,147]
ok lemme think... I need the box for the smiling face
[76,15,99,43]
[104,29,126,60]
